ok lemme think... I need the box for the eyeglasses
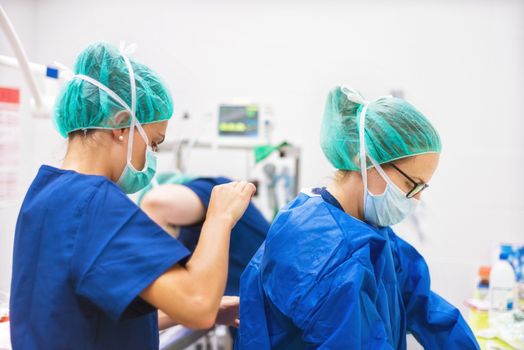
[389,164,428,198]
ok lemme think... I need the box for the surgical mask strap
[358,103,370,209]
[121,50,140,164]
[367,154,398,191]
[341,85,392,209]
[340,85,371,209]
[151,176,160,188]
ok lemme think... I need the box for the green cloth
[254,142,290,163]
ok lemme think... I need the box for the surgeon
[236,86,480,349]
[137,172,269,330]
[10,42,255,350]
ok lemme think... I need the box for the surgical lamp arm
[0,5,43,109]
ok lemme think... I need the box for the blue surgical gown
[10,165,191,350]
[178,177,269,296]
[236,189,479,350]
[178,177,269,342]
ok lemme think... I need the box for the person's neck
[62,139,114,180]
[326,171,365,221]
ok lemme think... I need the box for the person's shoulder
[183,177,225,194]
[88,178,135,206]
[61,172,137,215]
[261,193,350,276]
[269,192,329,228]
[181,177,225,207]
[262,192,391,281]
[259,193,375,314]
[387,228,424,259]
[213,176,232,184]
[32,165,111,200]
[267,192,381,250]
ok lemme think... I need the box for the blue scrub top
[10,165,191,350]
[178,177,269,296]
[236,189,480,350]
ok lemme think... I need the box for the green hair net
[54,42,173,137]
[320,86,441,170]
[137,171,197,205]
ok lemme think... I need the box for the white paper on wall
[0,87,20,208]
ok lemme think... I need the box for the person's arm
[394,235,480,349]
[297,261,393,348]
[140,181,255,329]
[158,296,240,331]
[141,184,206,229]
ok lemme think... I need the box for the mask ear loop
[350,88,394,207]
[358,103,369,210]
[369,156,419,201]
[339,85,370,209]
[358,107,413,199]
[150,176,160,188]
[121,53,138,166]
[121,49,152,172]
[367,156,397,190]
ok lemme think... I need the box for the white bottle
[489,253,516,326]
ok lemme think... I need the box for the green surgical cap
[137,171,197,205]
[320,86,442,170]
[54,41,173,137]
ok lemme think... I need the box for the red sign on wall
[0,87,20,104]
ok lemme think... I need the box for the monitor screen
[218,104,259,137]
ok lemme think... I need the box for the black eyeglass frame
[389,164,429,198]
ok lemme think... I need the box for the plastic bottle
[467,266,491,330]
[489,253,516,326]
[517,247,524,312]
[475,266,491,301]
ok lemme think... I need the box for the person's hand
[207,181,256,228]
[215,296,240,328]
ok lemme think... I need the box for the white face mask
[341,86,418,227]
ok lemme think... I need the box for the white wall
[0,0,38,293]
[1,0,524,346]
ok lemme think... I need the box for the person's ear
[114,110,131,126]
[111,128,126,143]
[112,110,131,142]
